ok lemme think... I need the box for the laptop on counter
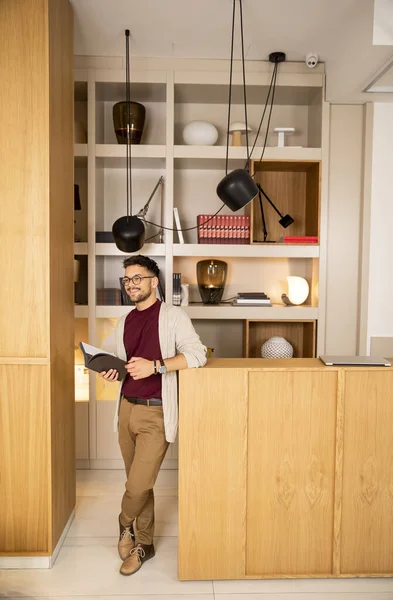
[319,355,391,367]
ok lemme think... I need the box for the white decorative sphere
[182,121,219,146]
[261,336,294,359]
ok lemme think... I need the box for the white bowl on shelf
[182,121,218,146]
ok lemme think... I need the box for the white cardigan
[101,302,207,443]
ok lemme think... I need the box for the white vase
[261,336,294,359]
[180,283,189,306]
[182,121,218,146]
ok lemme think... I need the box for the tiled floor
[2,469,393,599]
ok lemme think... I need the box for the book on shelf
[97,288,122,305]
[172,273,181,306]
[197,214,250,244]
[157,278,166,302]
[281,235,318,243]
[232,299,272,306]
[233,292,272,306]
[119,277,135,306]
[237,292,269,298]
[79,342,127,379]
[173,207,185,244]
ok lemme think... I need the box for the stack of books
[197,214,250,244]
[232,292,272,307]
[173,273,181,306]
[96,288,121,306]
[281,235,318,244]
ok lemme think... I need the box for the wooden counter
[178,359,393,580]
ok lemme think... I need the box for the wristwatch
[158,358,167,375]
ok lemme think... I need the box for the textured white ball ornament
[182,121,219,146]
[261,336,294,359]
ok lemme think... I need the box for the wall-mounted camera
[306,53,319,69]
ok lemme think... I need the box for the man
[100,255,206,576]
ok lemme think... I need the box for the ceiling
[70,0,393,103]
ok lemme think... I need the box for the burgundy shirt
[121,300,162,399]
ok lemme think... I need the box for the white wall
[325,105,364,354]
[366,103,393,345]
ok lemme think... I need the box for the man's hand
[99,369,119,381]
[126,357,155,380]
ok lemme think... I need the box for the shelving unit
[244,319,317,358]
[73,57,328,468]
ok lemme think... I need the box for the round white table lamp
[287,276,309,305]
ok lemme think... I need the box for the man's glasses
[121,275,156,286]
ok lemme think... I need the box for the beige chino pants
[118,396,169,545]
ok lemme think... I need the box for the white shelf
[173,243,319,258]
[96,306,132,319]
[96,243,165,256]
[77,242,318,258]
[94,304,318,321]
[183,304,318,320]
[95,144,166,168]
[75,305,88,318]
[174,145,321,162]
[96,144,166,158]
[74,243,88,255]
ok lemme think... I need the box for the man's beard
[129,284,153,304]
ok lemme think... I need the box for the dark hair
[122,255,160,278]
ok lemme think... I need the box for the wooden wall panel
[49,0,74,358]
[178,368,247,580]
[50,349,76,549]
[0,0,75,557]
[247,370,337,576]
[341,370,393,575]
[0,365,50,554]
[0,0,49,358]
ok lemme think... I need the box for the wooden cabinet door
[246,370,337,576]
[178,368,247,580]
[341,370,393,575]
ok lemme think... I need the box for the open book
[79,342,127,379]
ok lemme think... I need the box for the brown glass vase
[197,259,228,304]
[113,101,146,144]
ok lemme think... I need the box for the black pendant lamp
[112,30,145,253]
[216,0,258,212]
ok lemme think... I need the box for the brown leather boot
[119,543,155,576]
[118,515,135,560]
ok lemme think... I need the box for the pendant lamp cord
[125,29,132,218]
[257,62,277,165]
[245,62,277,172]
[239,0,250,169]
[225,0,236,176]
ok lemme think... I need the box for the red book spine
[240,215,246,244]
[197,215,202,243]
[213,215,218,244]
[202,214,208,244]
[235,215,240,244]
[209,215,214,243]
[284,235,318,243]
[224,215,229,244]
[245,215,250,244]
[229,215,234,243]
[205,214,211,244]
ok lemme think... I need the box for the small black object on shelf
[74,184,81,211]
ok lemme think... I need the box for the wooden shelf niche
[243,319,317,358]
[247,160,320,244]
